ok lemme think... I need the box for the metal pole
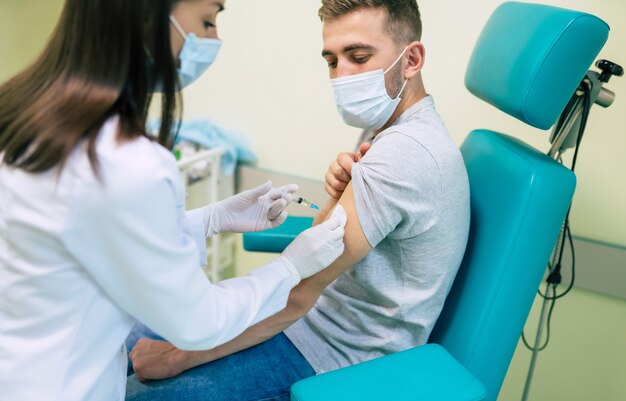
[521,222,564,401]
[521,283,551,401]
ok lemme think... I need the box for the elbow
[155,309,237,351]
[163,324,220,351]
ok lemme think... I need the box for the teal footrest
[243,216,313,253]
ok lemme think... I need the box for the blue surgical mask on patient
[170,15,222,89]
[331,46,409,131]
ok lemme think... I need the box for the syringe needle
[292,196,320,210]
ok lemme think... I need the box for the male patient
[125,1,470,400]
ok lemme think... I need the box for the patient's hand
[129,338,188,381]
[325,142,371,199]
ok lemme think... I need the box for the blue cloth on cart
[150,119,257,175]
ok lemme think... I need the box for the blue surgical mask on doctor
[170,15,222,88]
[331,46,409,131]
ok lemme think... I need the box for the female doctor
[0,0,346,400]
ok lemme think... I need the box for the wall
[0,0,64,81]
[499,288,626,401]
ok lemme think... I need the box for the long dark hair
[0,0,181,174]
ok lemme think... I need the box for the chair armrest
[290,344,486,401]
[243,216,313,253]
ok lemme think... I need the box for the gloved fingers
[266,189,286,202]
[330,204,348,227]
[327,225,345,242]
[271,210,288,227]
[280,184,299,195]
[267,198,288,221]
[279,184,298,203]
[326,205,347,240]
[267,184,298,203]
[319,215,341,231]
[316,205,347,240]
[242,180,273,200]
[281,192,293,203]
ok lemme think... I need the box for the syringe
[291,195,320,210]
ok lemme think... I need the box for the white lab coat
[0,117,296,401]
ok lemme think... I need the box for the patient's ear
[404,41,425,79]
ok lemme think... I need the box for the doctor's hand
[325,142,371,199]
[204,181,298,236]
[279,205,347,281]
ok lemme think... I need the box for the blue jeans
[125,323,316,401]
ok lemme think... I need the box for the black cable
[537,259,556,298]
[549,224,576,300]
[522,284,557,351]
[542,81,589,299]
[523,80,591,350]
[542,82,589,299]
[538,223,577,300]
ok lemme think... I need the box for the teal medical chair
[244,2,610,400]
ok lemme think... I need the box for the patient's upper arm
[298,132,441,303]
[302,180,372,293]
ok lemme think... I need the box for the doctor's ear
[403,41,425,79]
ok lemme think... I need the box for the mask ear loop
[384,45,410,74]
[394,77,409,100]
[169,15,188,40]
[384,45,410,100]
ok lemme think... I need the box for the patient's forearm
[177,283,317,372]
[177,220,366,372]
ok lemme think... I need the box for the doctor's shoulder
[68,116,181,203]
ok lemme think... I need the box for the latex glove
[204,181,298,236]
[279,205,347,281]
[325,142,372,199]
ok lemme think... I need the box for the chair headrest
[465,2,609,130]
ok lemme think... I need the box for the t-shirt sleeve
[351,132,441,247]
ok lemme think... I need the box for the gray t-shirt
[284,95,470,373]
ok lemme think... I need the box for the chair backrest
[428,3,609,401]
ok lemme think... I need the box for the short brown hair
[319,0,422,44]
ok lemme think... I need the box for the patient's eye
[352,55,370,64]
[325,58,338,69]
[203,20,215,29]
